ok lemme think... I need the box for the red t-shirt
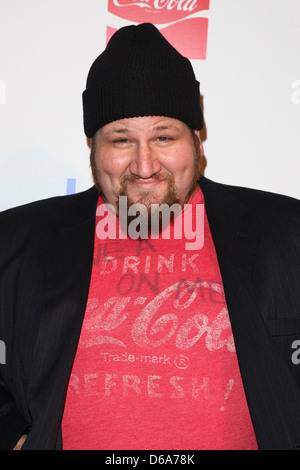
[62,189,258,450]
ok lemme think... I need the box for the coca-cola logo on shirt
[107,0,210,59]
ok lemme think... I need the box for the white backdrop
[0,0,299,212]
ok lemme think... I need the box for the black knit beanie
[82,23,203,138]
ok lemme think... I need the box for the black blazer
[0,176,300,450]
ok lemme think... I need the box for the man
[0,23,300,450]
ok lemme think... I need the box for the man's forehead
[99,116,186,136]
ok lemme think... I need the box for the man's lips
[127,178,166,188]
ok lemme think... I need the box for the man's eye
[114,138,129,144]
[157,136,170,142]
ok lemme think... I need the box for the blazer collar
[53,185,99,231]
[199,176,259,283]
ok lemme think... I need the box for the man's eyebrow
[103,127,130,136]
[152,125,179,132]
[102,124,180,137]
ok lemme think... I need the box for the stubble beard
[118,173,181,235]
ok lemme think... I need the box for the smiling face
[90,115,204,214]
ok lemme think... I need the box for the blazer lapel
[24,187,98,450]
[200,176,300,449]
[199,177,259,286]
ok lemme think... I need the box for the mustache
[121,173,171,184]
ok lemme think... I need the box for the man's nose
[129,142,161,178]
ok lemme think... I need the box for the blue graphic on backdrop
[66,178,76,195]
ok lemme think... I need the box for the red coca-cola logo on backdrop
[108,0,209,24]
[107,0,210,60]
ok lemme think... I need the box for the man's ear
[193,130,204,158]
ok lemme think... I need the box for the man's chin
[117,193,181,237]
[124,189,173,209]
